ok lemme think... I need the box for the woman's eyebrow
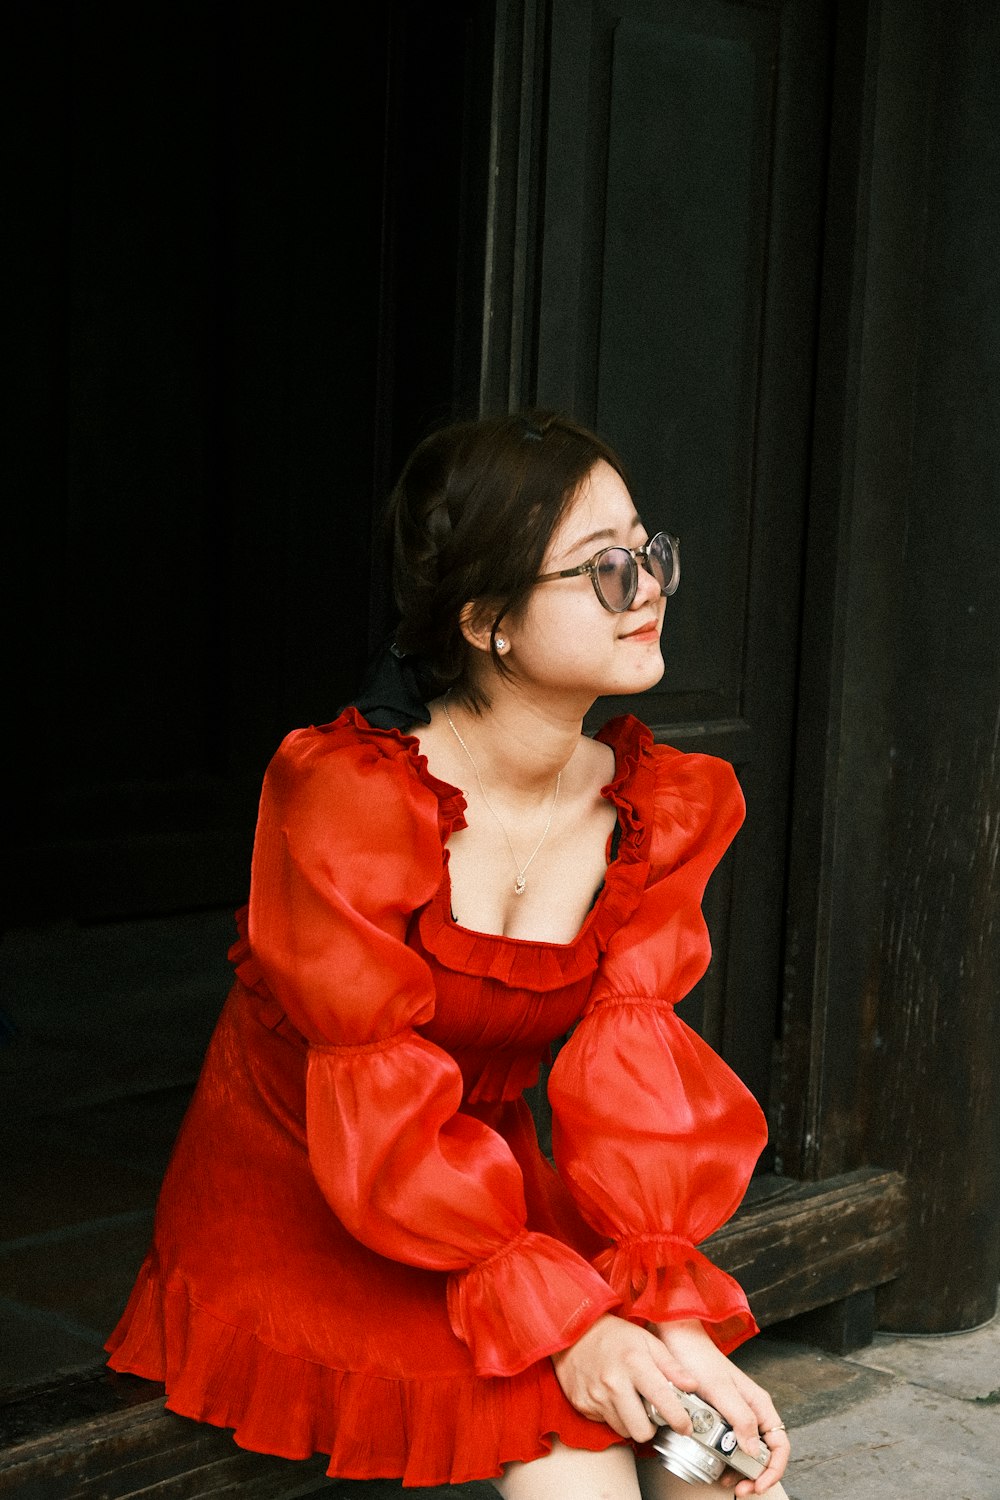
[552,514,644,563]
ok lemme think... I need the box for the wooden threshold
[705,1165,908,1331]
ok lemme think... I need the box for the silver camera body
[645,1389,770,1486]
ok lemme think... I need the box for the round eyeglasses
[536,530,680,613]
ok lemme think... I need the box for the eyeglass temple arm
[537,560,594,582]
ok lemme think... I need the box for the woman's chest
[442,797,618,944]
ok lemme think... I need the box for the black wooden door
[526,0,833,1124]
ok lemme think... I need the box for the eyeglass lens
[595,533,676,612]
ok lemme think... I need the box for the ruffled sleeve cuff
[594,1233,758,1355]
[446,1230,621,1377]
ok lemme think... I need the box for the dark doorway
[7,0,489,924]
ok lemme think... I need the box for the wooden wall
[780,0,1000,1330]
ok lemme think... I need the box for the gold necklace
[442,700,561,896]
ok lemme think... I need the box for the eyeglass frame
[535,530,680,614]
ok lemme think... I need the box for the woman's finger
[742,1426,791,1493]
[639,1379,695,1439]
[729,1374,790,1486]
[727,1391,790,1494]
[685,1375,761,1461]
[612,1387,662,1443]
[611,1357,695,1442]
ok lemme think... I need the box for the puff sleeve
[548,743,767,1354]
[245,711,619,1376]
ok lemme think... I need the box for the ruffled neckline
[231,708,657,998]
[417,714,656,990]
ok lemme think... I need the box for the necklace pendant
[514,875,526,896]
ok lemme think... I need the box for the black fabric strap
[347,640,434,731]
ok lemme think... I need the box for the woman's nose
[632,556,663,606]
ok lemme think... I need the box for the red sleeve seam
[466,1228,533,1273]
[309,1030,413,1057]
[588,993,679,1011]
[614,1231,694,1249]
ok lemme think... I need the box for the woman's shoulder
[269,705,436,777]
[263,707,466,840]
[595,714,744,872]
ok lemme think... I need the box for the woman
[107,412,790,1498]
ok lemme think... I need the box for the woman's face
[499,459,667,708]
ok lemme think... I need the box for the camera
[645,1388,770,1486]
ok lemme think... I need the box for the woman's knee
[636,1454,737,1499]
[492,1438,641,1500]
[636,1454,789,1500]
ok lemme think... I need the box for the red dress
[106,710,767,1486]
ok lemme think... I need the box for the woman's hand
[551,1314,700,1442]
[649,1320,790,1497]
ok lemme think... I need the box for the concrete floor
[1,912,998,1498]
[737,1321,1000,1499]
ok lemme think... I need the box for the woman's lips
[621,622,660,642]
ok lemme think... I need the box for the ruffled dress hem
[106,1259,628,1487]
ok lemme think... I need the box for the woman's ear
[458,601,497,654]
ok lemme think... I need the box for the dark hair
[388,410,629,710]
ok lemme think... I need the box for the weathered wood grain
[0,1396,329,1499]
[703,1166,909,1328]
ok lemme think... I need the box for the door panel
[597,11,771,727]
[535,0,832,1117]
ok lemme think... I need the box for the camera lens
[652,1430,727,1484]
